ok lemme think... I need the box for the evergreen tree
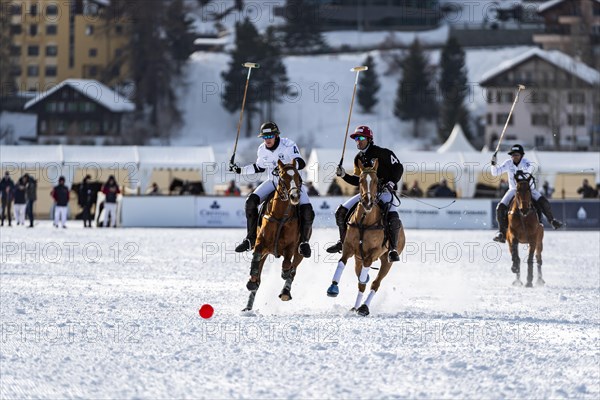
[438,36,472,143]
[221,19,263,137]
[357,55,380,114]
[283,0,327,54]
[394,39,437,138]
[166,0,197,74]
[256,26,289,122]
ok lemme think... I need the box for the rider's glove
[229,162,241,174]
[491,153,497,166]
[335,166,345,177]
[384,181,396,192]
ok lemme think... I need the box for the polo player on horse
[491,144,563,243]
[326,125,404,262]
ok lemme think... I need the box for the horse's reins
[264,166,299,257]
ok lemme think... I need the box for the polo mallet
[230,62,260,166]
[339,66,368,168]
[494,84,526,157]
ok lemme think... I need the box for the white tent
[437,124,477,154]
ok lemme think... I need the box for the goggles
[353,136,367,141]
[262,134,276,140]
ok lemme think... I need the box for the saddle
[345,200,392,248]
[257,192,299,223]
[507,198,542,221]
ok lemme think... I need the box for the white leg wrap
[332,261,345,284]
[354,292,364,310]
[364,289,376,307]
[359,266,369,284]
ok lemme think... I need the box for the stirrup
[235,238,252,253]
[388,249,400,262]
[493,232,506,243]
[326,241,343,254]
[298,242,311,258]
[550,219,563,230]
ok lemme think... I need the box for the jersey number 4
[390,155,399,164]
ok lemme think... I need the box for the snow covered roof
[437,124,476,153]
[0,145,215,170]
[537,0,600,13]
[480,48,600,86]
[24,79,135,112]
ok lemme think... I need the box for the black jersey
[342,143,403,189]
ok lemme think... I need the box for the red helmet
[350,125,373,140]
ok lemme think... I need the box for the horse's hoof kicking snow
[326,283,339,297]
[279,288,292,301]
[357,304,370,316]
[246,280,259,291]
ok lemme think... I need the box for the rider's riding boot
[326,206,348,253]
[493,203,509,243]
[298,204,315,258]
[387,211,402,262]
[235,194,260,252]
[537,196,563,229]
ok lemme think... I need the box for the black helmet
[258,121,280,138]
[508,144,524,155]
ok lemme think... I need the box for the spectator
[224,180,241,196]
[146,182,161,195]
[102,175,120,228]
[51,176,69,228]
[577,179,597,199]
[497,178,509,197]
[23,173,37,228]
[433,179,456,198]
[409,180,423,198]
[541,180,555,199]
[326,179,343,196]
[13,177,27,226]
[79,175,94,227]
[306,181,320,196]
[0,171,15,227]
[401,183,409,196]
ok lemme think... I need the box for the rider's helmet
[508,144,524,155]
[258,121,280,138]
[350,125,374,141]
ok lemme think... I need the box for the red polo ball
[199,304,214,319]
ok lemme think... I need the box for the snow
[480,48,600,86]
[324,25,450,48]
[24,79,135,113]
[1,224,598,398]
[0,111,37,144]
[537,0,567,13]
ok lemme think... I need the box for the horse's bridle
[515,174,534,218]
[360,168,378,212]
[274,165,301,204]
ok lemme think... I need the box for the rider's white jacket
[491,157,536,190]
[241,137,304,179]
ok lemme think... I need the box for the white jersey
[241,137,303,178]
[491,157,536,190]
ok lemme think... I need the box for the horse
[332,158,406,316]
[507,172,544,287]
[243,160,305,311]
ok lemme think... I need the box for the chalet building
[24,79,135,144]
[480,48,600,151]
[533,0,600,69]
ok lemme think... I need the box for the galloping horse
[507,172,544,287]
[334,159,406,316]
[243,160,304,311]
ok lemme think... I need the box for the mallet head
[243,62,260,69]
[351,66,368,72]
[518,84,526,90]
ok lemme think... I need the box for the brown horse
[507,173,544,287]
[329,159,406,316]
[243,160,304,311]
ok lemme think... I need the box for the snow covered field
[1,224,598,398]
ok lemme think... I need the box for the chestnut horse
[243,160,304,311]
[507,172,544,287]
[333,159,406,316]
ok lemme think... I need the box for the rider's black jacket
[341,143,404,190]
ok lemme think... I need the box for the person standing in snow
[51,176,70,228]
[102,175,120,228]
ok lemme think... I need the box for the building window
[27,65,39,77]
[27,45,39,56]
[10,66,22,76]
[46,25,57,35]
[86,25,94,35]
[496,113,514,125]
[67,102,77,112]
[567,114,585,126]
[485,90,497,103]
[46,5,58,15]
[10,46,21,56]
[502,92,514,103]
[487,113,493,125]
[29,24,37,36]
[531,114,549,126]
[57,102,65,112]
[88,66,98,77]
[45,66,57,77]
[568,91,585,104]
[40,120,48,134]
[46,103,57,112]
[85,103,97,112]
[30,4,37,16]
[10,4,22,15]
[89,48,97,57]
[46,45,58,56]
[57,120,66,133]
[530,91,549,103]
[10,25,22,35]
[534,135,545,147]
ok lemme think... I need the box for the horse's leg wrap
[511,240,520,273]
[249,252,261,278]
[326,206,348,253]
[497,203,508,236]
[526,251,534,287]
[245,194,260,244]
[537,196,562,229]
[332,260,345,284]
